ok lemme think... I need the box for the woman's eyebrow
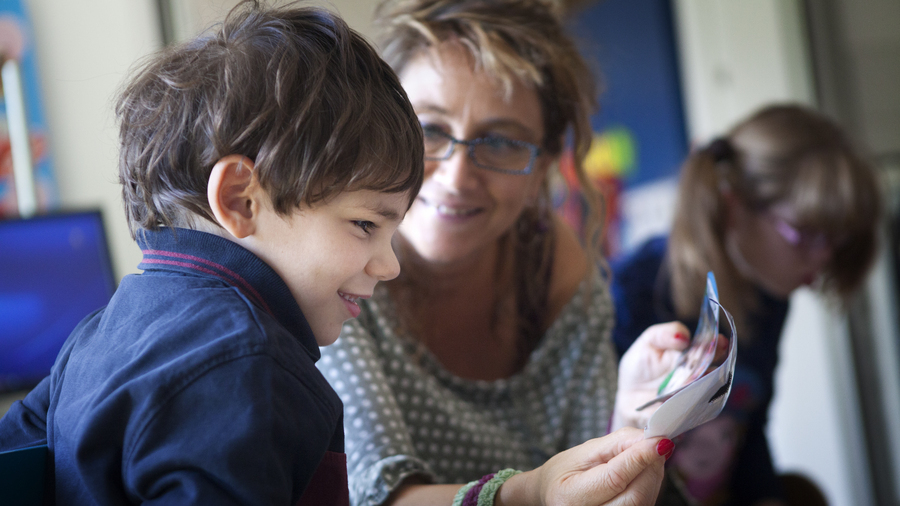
[412,103,447,115]
[414,103,540,140]
[478,119,535,135]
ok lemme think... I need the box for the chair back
[0,444,49,506]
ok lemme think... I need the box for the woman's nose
[430,147,480,191]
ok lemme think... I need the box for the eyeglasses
[767,213,835,252]
[422,125,542,175]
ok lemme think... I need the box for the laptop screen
[0,211,117,392]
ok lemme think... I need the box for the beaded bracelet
[452,469,522,506]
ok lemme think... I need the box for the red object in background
[553,148,623,258]
[0,136,11,177]
[0,5,59,217]
[0,132,48,217]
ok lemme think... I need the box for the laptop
[0,210,117,392]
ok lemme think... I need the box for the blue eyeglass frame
[424,129,542,175]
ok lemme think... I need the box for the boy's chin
[316,334,341,347]
[314,324,346,347]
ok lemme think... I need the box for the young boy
[0,1,423,504]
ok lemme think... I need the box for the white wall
[767,292,874,506]
[23,0,161,279]
[164,0,378,45]
[673,0,815,141]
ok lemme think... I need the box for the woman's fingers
[700,334,731,375]
[713,333,729,363]
[591,436,669,494]
[620,321,691,386]
[552,431,670,505]
[578,426,646,465]
[613,321,694,430]
[603,456,667,506]
[640,321,692,355]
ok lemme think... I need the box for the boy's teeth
[339,292,356,302]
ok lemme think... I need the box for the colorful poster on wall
[0,0,57,217]
[556,0,688,258]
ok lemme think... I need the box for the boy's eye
[353,220,376,235]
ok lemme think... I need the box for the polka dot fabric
[317,270,618,506]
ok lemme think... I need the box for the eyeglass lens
[423,128,535,173]
[771,216,831,251]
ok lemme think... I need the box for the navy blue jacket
[611,236,788,506]
[0,228,347,505]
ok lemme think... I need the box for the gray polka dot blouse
[316,270,618,506]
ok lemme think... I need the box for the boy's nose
[368,241,401,282]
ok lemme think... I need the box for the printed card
[642,272,739,439]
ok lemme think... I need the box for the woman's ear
[207,155,259,239]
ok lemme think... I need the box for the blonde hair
[375,0,602,362]
[669,104,881,338]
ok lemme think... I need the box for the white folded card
[642,272,738,439]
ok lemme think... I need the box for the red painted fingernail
[657,439,675,459]
[675,332,689,341]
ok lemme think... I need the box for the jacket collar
[136,228,320,361]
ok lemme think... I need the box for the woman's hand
[611,322,692,431]
[496,427,672,506]
[389,428,673,506]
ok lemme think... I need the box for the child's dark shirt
[0,228,348,505]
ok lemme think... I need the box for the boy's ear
[208,155,260,239]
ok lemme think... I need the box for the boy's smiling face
[245,189,409,345]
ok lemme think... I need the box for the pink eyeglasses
[766,213,835,252]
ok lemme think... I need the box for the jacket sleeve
[0,309,101,452]
[0,376,50,451]
[119,354,340,506]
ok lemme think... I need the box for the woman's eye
[353,220,376,235]
[421,124,447,139]
[484,135,510,145]
[482,136,519,153]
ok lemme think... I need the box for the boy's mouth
[338,291,368,318]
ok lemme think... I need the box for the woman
[317,1,690,505]
[611,104,882,506]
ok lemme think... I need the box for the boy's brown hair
[116,0,424,237]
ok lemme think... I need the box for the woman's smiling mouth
[418,196,482,218]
